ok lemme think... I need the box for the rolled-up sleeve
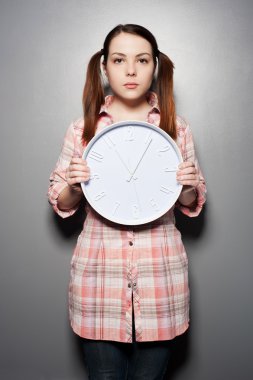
[176,122,207,217]
[48,122,81,218]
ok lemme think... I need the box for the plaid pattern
[48,92,206,342]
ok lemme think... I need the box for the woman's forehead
[108,32,152,55]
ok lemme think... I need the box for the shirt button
[129,241,133,246]
[133,282,136,287]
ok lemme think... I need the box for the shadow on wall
[165,204,207,377]
[51,199,86,238]
[175,204,207,239]
[51,200,208,240]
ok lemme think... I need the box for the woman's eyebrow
[111,52,152,57]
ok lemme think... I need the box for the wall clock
[81,120,182,225]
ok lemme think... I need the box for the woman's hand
[57,158,90,211]
[176,161,199,206]
[66,158,90,191]
[176,161,200,188]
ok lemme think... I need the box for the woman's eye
[114,58,123,64]
[139,58,148,64]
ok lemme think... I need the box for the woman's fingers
[178,178,199,187]
[177,161,199,187]
[70,157,87,164]
[68,170,90,179]
[69,164,90,174]
[66,158,90,185]
[177,161,196,176]
[69,158,89,168]
[67,177,88,186]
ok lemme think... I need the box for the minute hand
[126,138,153,182]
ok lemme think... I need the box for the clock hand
[126,138,153,182]
[112,147,137,180]
[114,148,133,174]
[103,135,132,175]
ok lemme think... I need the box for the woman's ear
[153,59,158,80]
[101,62,109,87]
[102,62,107,76]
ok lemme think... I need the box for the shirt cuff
[48,182,80,219]
[176,183,206,217]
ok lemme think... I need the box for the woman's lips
[124,83,138,89]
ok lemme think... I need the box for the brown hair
[82,24,176,144]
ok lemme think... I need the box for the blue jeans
[81,338,172,379]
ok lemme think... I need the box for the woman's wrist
[57,184,83,211]
[178,186,197,207]
[68,183,83,195]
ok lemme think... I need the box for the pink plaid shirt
[48,92,206,343]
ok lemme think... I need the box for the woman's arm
[174,119,206,216]
[176,161,200,207]
[48,120,90,218]
[178,186,197,207]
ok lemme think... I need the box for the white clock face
[81,121,182,225]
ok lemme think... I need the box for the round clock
[81,120,183,225]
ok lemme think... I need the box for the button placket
[126,229,135,342]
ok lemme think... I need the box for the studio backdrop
[0,1,252,379]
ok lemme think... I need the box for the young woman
[48,24,206,379]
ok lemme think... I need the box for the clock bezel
[81,120,183,225]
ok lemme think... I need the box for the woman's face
[103,32,155,104]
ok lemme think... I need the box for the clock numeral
[150,198,159,212]
[94,191,106,201]
[112,201,120,215]
[90,173,100,180]
[125,126,135,141]
[132,204,140,219]
[160,186,174,194]
[158,145,171,155]
[164,167,177,172]
[89,150,103,162]
[103,135,116,149]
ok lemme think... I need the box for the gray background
[0,0,252,379]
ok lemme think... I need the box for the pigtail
[156,51,177,139]
[82,50,105,144]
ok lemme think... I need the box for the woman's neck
[107,95,152,122]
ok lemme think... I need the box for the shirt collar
[99,91,160,115]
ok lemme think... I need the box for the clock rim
[81,120,183,225]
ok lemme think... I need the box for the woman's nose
[126,63,136,76]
